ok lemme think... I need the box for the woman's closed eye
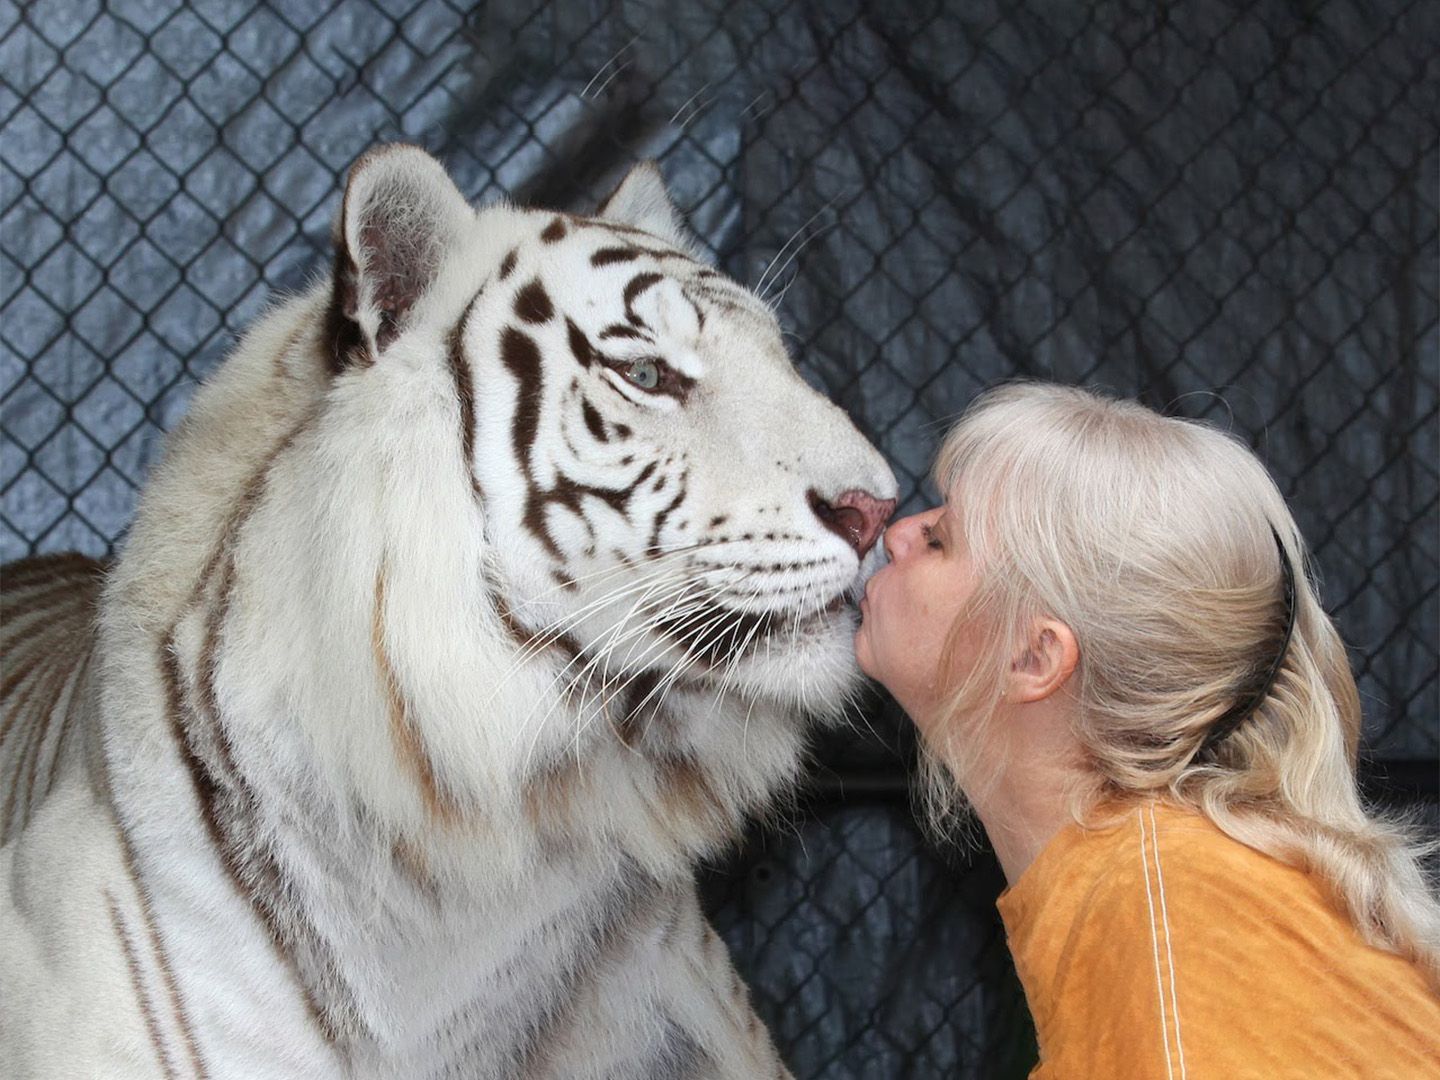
[923,524,943,551]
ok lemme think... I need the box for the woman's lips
[862,573,880,604]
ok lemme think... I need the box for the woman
[856,383,1440,1077]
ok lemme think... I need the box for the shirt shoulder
[1001,803,1440,1079]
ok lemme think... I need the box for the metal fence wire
[2,0,1436,1076]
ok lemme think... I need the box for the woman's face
[855,503,980,725]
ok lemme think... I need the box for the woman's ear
[1009,618,1079,703]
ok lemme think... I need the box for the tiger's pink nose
[808,489,897,558]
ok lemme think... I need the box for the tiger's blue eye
[625,358,661,390]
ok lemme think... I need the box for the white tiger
[0,145,897,1079]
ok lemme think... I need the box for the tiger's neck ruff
[8,148,895,1077]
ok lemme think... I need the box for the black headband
[1199,527,1298,754]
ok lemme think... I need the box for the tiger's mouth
[654,591,852,666]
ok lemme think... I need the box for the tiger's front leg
[523,886,792,1080]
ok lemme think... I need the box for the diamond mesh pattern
[2,2,1435,1075]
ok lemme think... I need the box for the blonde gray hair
[923,381,1440,986]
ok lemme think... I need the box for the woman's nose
[882,511,929,561]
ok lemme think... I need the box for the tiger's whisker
[516,574,709,745]
[669,83,712,127]
[754,198,837,300]
[523,572,741,764]
[573,576,755,745]
[626,583,764,719]
[506,576,707,747]
[581,34,639,99]
[584,575,745,710]
[503,560,703,665]
[521,536,756,610]
[758,214,838,306]
[590,59,633,100]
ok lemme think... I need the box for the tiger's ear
[330,145,473,369]
[597,161,692,250]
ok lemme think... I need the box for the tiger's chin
[702,602,866,720]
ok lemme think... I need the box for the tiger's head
[330,146,896,738]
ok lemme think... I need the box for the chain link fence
[3,0,1436,1075]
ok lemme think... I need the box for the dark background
[2,1,1435,1075]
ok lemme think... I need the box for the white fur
[1,148,896,1079]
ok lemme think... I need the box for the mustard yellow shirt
[997,802,1440,1079]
